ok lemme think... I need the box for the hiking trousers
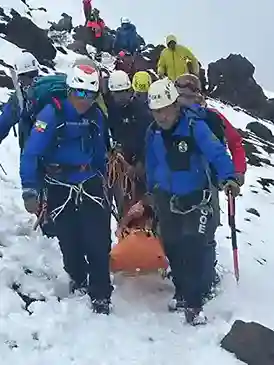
[154,189,215,308]
[46,175,112,300]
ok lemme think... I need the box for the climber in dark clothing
[105,70,153,217]
[113,18,140,55]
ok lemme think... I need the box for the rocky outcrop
[207,54,274,123]
[0,8,56,64]
[221,320,274,365]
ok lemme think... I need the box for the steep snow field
[1,1,274,364]
[1,95,274,365]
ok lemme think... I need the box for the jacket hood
[166,35,177,45]
[122,23,136,32]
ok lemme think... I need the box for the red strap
[51,97,62,110]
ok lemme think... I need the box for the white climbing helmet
[67,64,99,92]
[148,78,179,110]
[121,17,130,24]
[108,70,131,92]
[14,52,39,75]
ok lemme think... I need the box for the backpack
[19,74,68,150]
[184,106,226,145]
[148,106,226,144]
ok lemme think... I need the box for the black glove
[220,179,241,197]
[22,189,39,214]
[235,173,245,187]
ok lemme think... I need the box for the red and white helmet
[67,64,99,92]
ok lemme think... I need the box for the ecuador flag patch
[35,120,47,132]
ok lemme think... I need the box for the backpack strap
[186,114,214,190]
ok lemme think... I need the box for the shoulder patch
[34,120,47,132]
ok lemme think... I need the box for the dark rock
[0,73,13,89]
[11,282,45,313]
[257,178,274,190]
[67,39,87,55]
[221,320,274,365]
[55,46,67,54]
[246,208,260,217]
[207,54,274,122]
[49,14,73,33]
[246,122,273,142]
[0,9,56,64]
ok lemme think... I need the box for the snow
[0,1,274,364]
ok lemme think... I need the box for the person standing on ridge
[86,9,105,55]
[113,18,140,56]
[157,35,199,81]
[83,0,92,25]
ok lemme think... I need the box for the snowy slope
[0,1,274,364]
[2,97,274,365]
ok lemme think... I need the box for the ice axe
[227,190,239,283]
[0,162,7,175]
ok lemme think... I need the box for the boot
[91,298,112,315]
[69,279,88,296]
[184,307,208,326]
[168,294,185,312]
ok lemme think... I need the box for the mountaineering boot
[69,279,88,296]
[184,307,208,326]
[168,294,185,312]
[91,298,112,315]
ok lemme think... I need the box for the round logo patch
[178,141,188,153]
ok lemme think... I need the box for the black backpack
[203,108,226,145]
[148,106,226,144]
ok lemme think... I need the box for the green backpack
[19,74,68,150]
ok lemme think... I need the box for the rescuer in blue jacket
[0,52,59,238]
[20,64,113,315]
[131,79,241,326]
[0,52,39,147]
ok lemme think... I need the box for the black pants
[154,190,215,308]
[46,176,112,300]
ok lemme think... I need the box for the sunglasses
[175,81,200,93]
[70,88,96,98]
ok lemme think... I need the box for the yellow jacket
[157,45,199,81]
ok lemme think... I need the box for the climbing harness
[44,175,105,221]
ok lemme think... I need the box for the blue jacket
[20,100,107,193]
[0,91,38,150]
[145,112,235,196]
[106,96,153,163]
[0,94,21,142]
[114,23,139,54]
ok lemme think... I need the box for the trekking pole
[227,190,240,283]
[0,162,7,175]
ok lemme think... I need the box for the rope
[107,150,135,202]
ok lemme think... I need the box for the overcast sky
[96,0,272,90]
